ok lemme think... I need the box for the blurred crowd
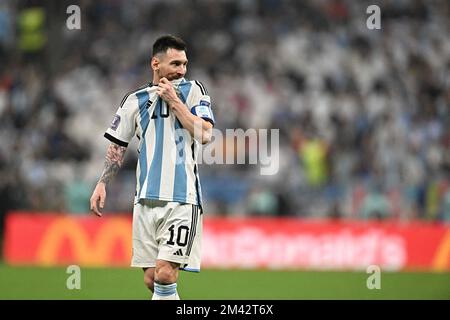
[0,0,449,224]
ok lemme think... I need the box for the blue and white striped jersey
[104,78,214,206]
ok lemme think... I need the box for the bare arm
[98,143,127,184]
[90,142,127,216]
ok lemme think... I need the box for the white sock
[152,283,180,300]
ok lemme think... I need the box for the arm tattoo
[98,143,127,185]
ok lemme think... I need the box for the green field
[0,264,448,299]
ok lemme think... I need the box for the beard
[158,70,181,81]
[166,73,182,81]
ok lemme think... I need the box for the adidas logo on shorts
[173,249,183,256]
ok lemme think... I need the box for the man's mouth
[168,74,182,81]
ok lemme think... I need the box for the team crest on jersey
[110,114,121,131]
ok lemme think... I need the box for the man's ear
[151,56,159,71]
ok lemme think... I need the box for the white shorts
[131,199,202,272]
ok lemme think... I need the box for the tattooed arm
[98,143,127,184]
[90,142,127,216]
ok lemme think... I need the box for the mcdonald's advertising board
[3,212,450,271]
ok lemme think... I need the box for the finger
[89,194,102,216]
[158,83,169,90]
[91,199,100,216]
[160,77,169,84]
[94,200,102,217]
[99,193,105,209]
[90,195,96,210]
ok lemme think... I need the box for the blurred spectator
[360,185,392,220]
[441,189,450,223]
[0,0,449,223]
[247,186,279,216]
[64,172,91,214]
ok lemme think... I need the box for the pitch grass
[0,264,448,300]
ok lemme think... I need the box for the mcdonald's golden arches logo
[36,217,132,266]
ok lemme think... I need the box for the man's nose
[177,65,186,75]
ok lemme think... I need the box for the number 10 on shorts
[166,225,189,247]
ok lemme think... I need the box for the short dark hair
[152,35,187,57]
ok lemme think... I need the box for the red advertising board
[3,213,132,267]
[3,212,450,271]
[202,217,450,271]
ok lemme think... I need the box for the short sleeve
[189,80,215,126]
[104,93,139,147]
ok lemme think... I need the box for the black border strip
[0,300,443,317]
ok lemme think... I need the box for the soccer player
[89,35,215,300]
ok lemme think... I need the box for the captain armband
[190,100,215,126]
